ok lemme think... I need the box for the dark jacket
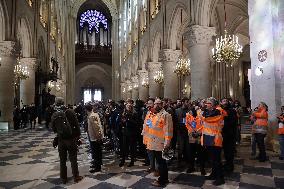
[222,105,238,136]
[122,110,138,136]
[50,106,81,140]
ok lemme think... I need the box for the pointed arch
[38,36,47,71]
[17,17,32,57]
[151,31,162,62]
[0,0,10,41]
[167,4,189,50]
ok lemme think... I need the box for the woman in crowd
[251,102,269,162]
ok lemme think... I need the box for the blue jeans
[147,150,156,170]
[279,135,284,158]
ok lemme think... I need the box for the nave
[0,128,283,189]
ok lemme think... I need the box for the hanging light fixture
[14,61,29,81]
[212,0,242,64]
[142,76,149,88]
[154,70,164,84]
[174,58,190,77]
[14,40,29,83]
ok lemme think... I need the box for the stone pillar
[0,41,16,127]
[65,15,76,104]
[125,80,132,99]
[249,0,282,150]
[147,62,162,98]
[185,25,216,100]
[161,49,181,100]
[20,58,36,105]
[138,70,149,101]
[112,18,120,101]
[131,75,139,100]
[120,82,126,100]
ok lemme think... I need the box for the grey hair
[207,97,219,107]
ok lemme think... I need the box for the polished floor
[0,127,284,189]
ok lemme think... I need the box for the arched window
[26,0,33,7]
[50,0,57,41]
[140,0,147,34]
[39,0,48,27]
[79,10,108,34]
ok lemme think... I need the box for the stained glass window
[79,10,108,34]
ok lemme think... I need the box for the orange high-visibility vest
[143,110,173,151]
[201,113,224,147]
[253,107,268,134]
[142,111,155,145]
[185,113,203,134]
[278,115,284,135]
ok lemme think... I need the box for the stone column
[112,18,120,101]
[185,25,216,100]
[65,15,76,104]
[161,49,181,100]
[138,70,149,101]
[131,75,139,100]
[20,58,36,105]
[125,80,132,99]
[120,82,126,100]
[147,62,162,98]
[0,41,16,127]
[249,0,282,150]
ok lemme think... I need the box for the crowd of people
[13,103,37,130]
[15,96,284,187]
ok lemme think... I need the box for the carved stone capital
[160,49,181,62]
[147,62,162,72]
[125,80,132,86]
[131,75,138,83]
[0,41,16,57]
[138,70,148,79]
[184,25,216,47]
[19,58,37,70]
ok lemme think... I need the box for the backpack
[53,110,73,139]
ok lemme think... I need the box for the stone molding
[147,62,162,72]
[160,49,181,62]
[0,41,16,57]
[131,75,138,83]
[138,70,148,78]
[19,58,37,70]
[184,25,216,47]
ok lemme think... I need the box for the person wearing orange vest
[142,98,159,176]
[277,106,284,160]
[142,98,173,187]
[185,108,206,175]
[251,102,268,162]
[202,97,225,186]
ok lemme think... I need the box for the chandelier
[14,40,29,83]
[128,85,133,92]
[14,61,29,81]
[133,83,138,89]
[212,0,242,64]
[154,70,164,84]
[142,76,149,88]
[174,58,190,76]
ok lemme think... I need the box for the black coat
[122,110,138,136]
[222,106,238,136]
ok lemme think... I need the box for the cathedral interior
[0,0,284,188]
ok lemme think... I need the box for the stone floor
[0,127,284,189]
